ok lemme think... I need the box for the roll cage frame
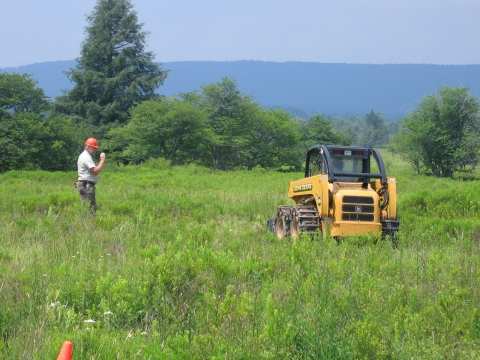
[305,144,388,185]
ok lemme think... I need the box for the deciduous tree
[182,77,250,170]
[300,114,351,149]
[106,98,209,165]
[0,73,80,172]
[0,73,50,172]
[240,106,300,170]
[391,86,480,177]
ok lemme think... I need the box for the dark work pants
[76,181,97,211]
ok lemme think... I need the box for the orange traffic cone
[56,341,73,360]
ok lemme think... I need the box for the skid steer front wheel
[290,211,300,238]
[275,213,290,238]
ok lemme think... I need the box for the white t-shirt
[77,150,99,183]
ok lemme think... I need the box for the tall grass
[1,155,480,359]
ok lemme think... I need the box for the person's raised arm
[90,152,106,175]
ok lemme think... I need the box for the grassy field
[1,153,480,359]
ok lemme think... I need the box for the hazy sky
[1,0,479,68]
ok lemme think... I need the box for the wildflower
[104,311,113,315]
[84,319,95,323]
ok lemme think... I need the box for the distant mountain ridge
[3,60,480,120]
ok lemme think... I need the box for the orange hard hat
[85,138,99,148]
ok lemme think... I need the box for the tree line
[1,0,479,177]
[0,70,395,173]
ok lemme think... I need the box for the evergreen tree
[359,110,389,147]
[54,0,167,136]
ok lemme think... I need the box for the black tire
[267,219,275,232]
[290,212,300,238]
[275,213,290,238]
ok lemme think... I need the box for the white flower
[141,331,147,335]
[84,319,96,323]
[104,311,113,315]
[126,332,133,340]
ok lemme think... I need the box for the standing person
[76,138,106,211]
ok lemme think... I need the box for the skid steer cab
[269,144,399,239]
